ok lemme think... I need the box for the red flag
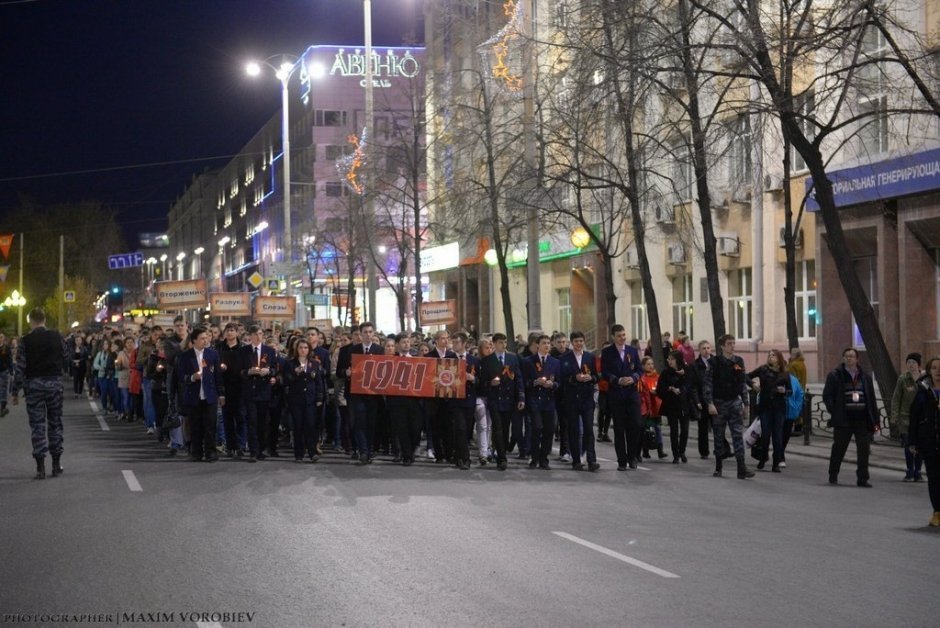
[0,234,12,261]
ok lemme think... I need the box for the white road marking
[636,465,652,471]
[552,531,680,579]
[122,470,143,492]
[89,400,99,412]
[96,414,110,432]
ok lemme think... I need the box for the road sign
[247,271,263,289]
[63,290,76,303]
[303,293,329,307]
[266,279,281,291]
[107,252,144,270]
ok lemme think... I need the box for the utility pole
[523,0,541,331]
[363,0,378,324]
[58,235,64,331]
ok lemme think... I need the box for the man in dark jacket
[822,347,879,487]
[600,324,643,470]
[703,334,754,479]
[480,333,525,471]
[177,327,225,462]
[12,308,69,479]
[216,323,246,457]
[560,331,599,471]
[240,325,279,462]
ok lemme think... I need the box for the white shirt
[574,351,583,369]
[195,348,206,400]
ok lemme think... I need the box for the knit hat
[905,352,922,365]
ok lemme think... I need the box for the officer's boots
[737,457,755,480]
[34,457,45,480]
[52,454,63,477]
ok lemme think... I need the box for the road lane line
[96,414,110,431]
[636,465,652,471]
[122,470,143,492]
[89,400,99,412]
[552,531,679,578]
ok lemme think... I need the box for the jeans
[900,433,924,479]
[828,422,871,483]
[566,401,596,465]
[757,404,786,465]
[142,378,155,428]
[474,398,491,458]
[119,387,130,417]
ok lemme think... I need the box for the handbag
[164,412,182,430]
[643,426,657,449]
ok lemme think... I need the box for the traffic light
[109,286,124,308]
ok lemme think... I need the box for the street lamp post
[176,252,186,280]
[194,246,205,279]
[217,236,231,292]
[247,57,301,325]
[160,253,168,280]
[361,0,378,324]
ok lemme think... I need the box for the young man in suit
[177,327,225,462]
[240,325,279,462]
[385,334,424,466]
[600,324,643,470]
[346,322,384,464]
[479,333,525,471]
[560,330,600,471]
[526,334,561,470]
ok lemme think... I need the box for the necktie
[499,354,504,366]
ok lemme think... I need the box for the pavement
[0,388,937,628]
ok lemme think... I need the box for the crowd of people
[5,312,938,527]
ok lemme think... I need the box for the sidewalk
[685,421,908,473]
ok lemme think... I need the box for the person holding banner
[426,330,458,464]
[240,325,279,462]
[385,334,424,466]
[480,333,525,471]
[177,327,225,463]
[450,332,475,470]
[344,323,384,464]
[285,339,325,463]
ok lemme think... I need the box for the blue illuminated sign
[806,147,940,211]
[107,252,144,270]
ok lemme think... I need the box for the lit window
[672,275,694,340]
[727,268,753,340]
[631,282,648,342]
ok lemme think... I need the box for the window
[730,115,752,183]
[631,282,648,342]
[792,91,815,172]
[325,144,345,160]
[552,1,569,28]
[671,138,693,201]
[727,268,753,340]
[858,27,888,156]
[245,164,255,185]
[325,182,345,197]
[315,110,347,127]
[239,199,247,217]
[672,275,694,341]
[557,288,571,335]
[851,256,879,348]
[796,260,817,339]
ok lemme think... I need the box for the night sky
[0,0,421,242]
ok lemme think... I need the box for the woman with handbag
[638,356,667,460]
[747,349,792,472]
[657,350,697,463]
[908,356,940,527]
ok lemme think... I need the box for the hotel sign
[300,46,424,103]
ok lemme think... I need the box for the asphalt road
[0,391,936,628]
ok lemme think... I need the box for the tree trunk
[678,0,725,341]
[782,136,800,350]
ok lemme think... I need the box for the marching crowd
[5,311,940,526]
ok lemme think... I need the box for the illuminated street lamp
[160,253,168,280]
[217,236,231,292]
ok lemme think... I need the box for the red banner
[0,234,12,261]
[350,354,466,399]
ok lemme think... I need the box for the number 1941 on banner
[350,355,466,399]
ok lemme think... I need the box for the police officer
[703,334,755,479]
[12,308,68,479]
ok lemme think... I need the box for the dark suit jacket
[525,354,561,411]
[285,357,326,405]
[455,353,479,407]
[560,350,598,408]
[177,347,224,408]
[240,343,279,402]
[480,352,525,412]
[600,343,642,403]
[346,342,384,399]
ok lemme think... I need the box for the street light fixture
[4,289,26,336]
[194,246,205,255]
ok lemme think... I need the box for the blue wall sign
[805,147,940,211]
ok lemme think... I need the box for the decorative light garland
[479,0,525,95]
[336,127,368,196]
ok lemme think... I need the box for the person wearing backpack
[780,371,804,468]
